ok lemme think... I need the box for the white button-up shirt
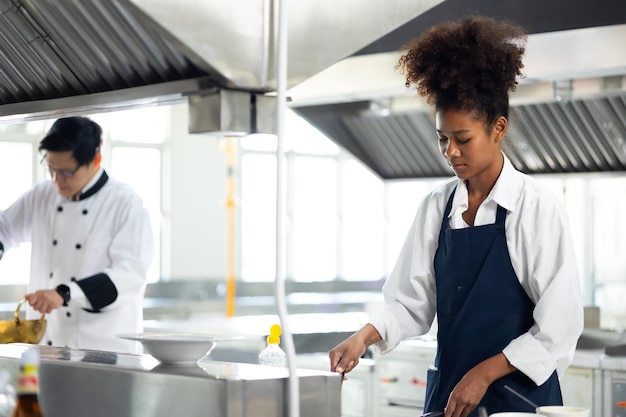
[369,155,584,385]
[0,169,154,353]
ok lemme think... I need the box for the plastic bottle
[258,324,287,367]
[0,369,17,417]
[12,348,43,417]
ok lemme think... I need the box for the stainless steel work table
[0,343,341,417]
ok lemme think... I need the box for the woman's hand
[329,323,381,374]
[445,353,516,417]
[444,370,490,417]
[25,289,64,314]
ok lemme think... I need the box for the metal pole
[273,0,300,417]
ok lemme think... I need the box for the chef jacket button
[71,277,76,282]
[75,243,82,249]
[82,209,88,215]
[66,312,71,317]
[52,239,58,246]
[457,285,462,291]
[50,272,53,278]
[57,206,63,212]
[47,340,52,346]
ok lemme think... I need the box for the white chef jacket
[369,155,584,386]
[0,169,154,354]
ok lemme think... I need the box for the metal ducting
[131,0,444,91]
[0,0,444,130]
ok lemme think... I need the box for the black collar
[79,171,109,201]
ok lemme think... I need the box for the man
[0,116,154,354]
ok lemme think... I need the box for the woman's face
[435,108,507,182]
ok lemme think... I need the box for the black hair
[38,116,102,166]
[396,15,527,130]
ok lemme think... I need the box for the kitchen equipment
[295,353,375,417]
[418,411,443,417]
[374,337,437,416]
[504,385,590,417]
[0,300,46,344]
[0,343,342,417]
[503,385,539,409]
[115,332,243,365]
[535,406,590,417]
[605,343,626,356]
[600,358,626,417]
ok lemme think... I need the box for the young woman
[329,16,583,417]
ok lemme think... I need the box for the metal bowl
[116,332,243,365]
[0,299,47,344]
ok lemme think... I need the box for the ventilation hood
[0,0,442,125]
[0,0,625,175]
[289,0,626,176]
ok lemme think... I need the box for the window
[110,146,162,283]
[0,141,36,283]
[588,177,626,315]
[341,159,385,280]
[291,156,338,281]
[240,153,277,281]
[0,107,166,285]
[385,178,447,273]
[239,109,386,282]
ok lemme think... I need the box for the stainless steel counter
[144,312,371,363]
[0,343,341,417]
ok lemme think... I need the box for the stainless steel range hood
[0,0,625,175]
[0,0,443,131]
[131,0,444,92]
[131,0,445,135]
[289,19,626,177]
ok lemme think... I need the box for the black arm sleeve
[76,273,118,312]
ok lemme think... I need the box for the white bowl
[536,406,590,417]
[116,332,241,365]
[490,413,538,417]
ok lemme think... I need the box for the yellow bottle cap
[267,323,282,344]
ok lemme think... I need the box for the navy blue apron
[424,189,562,415]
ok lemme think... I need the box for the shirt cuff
[503,333,557,386]
[367,316,394,354]
[67,281,85,305]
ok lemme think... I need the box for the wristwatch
[56,284,71,306]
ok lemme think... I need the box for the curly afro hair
[397,15,527,128]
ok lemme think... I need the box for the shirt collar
[449,153,522,217]
[65,167,107,202]
[81,166,103,194]
[490,154,523,212]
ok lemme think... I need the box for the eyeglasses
[40,156,81,179]
[46,164,81,178]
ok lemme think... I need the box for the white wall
[166,103,229,280]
